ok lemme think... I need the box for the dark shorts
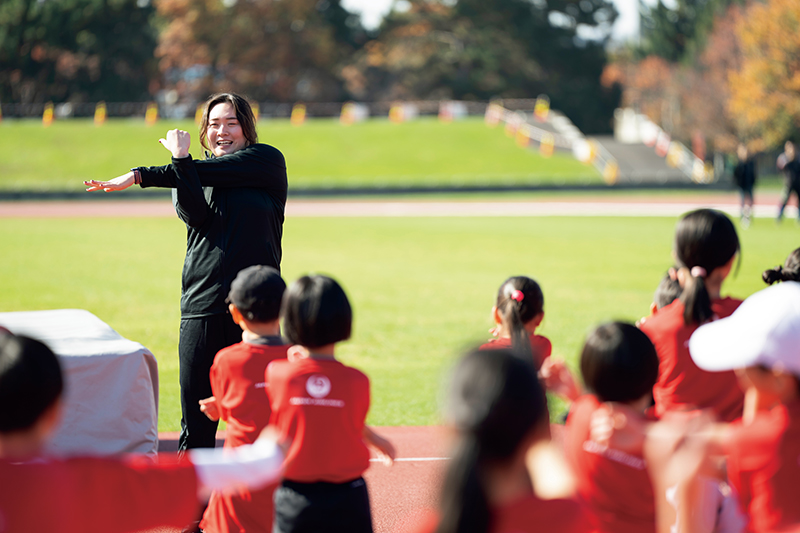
[273,477,373,533]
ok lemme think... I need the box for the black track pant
[273,478,373,533]
[178,314,242,452]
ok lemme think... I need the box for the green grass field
[0,214,795,431]
[0,117,599,191]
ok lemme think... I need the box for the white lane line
[370,457,449,462]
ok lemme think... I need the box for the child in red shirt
[480,276,551,369]
[639,209,744,422]
[565,322,659,533]
[0,332,285,533]
[266,274,395,533]
[402,347,590,533]
[198,265,290,533]
[690,281,800,533]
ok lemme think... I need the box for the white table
[0,309,159,457]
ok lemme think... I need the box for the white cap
[689,282,800,376]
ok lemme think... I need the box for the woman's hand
[159,129,191,159]
[84,172,135,192]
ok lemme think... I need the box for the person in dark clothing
[733,143,756,227]
[84,93,287,453]
[777,140,800,223]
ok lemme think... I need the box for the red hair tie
[510,290,524,302]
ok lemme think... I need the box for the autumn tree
[344,0,620,133]
[0,0,158,103]
[728,0,800,148]
[155,0,363,102]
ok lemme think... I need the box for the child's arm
[199,396,220,422]
[539,357,582,402]
[363,426,396,466]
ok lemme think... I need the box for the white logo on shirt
[306,375,331,398]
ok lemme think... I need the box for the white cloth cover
[0,309,159,457]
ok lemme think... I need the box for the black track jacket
[137,144,287,318]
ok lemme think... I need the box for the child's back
[640,297,743,421]
[267,356,370,482]
[211,338,288,448]
[565,323,658,533]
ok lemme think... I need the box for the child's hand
[363,426,396,466]
[199,396,220,421]
[589,402,647,455]
[539,357,581,401]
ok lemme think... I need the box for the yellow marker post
[291,104,306,126]
[94,101,107,126]
[534,95,550,122]
[43,102,54,127]
[603,160,619,185]
[251,103,259,122]
[539,133,555,157]
[340,102,355,125]
[515,125,531,148]
[145,102,158,126]
[389,103,404,124]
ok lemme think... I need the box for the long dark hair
[437,348,548,533]
[494,276,544,363]
[674,209,739,325]
[199,93,258,153]
[763,248,800,285]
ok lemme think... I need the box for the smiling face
[206,102,247,157]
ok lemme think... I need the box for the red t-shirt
[209,338,289,448]
[639,297,744,422]
[400,496,591,533]
[726,400,800,533]
[0,454,198,533]
[565,395,656,533]
[266,357,370,483]
[201,338,288,533]
[479,333,552,369]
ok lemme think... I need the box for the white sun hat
[689,281,800,376]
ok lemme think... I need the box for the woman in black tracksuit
[85,93,287,452]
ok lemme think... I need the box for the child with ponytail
[481,277,550,369]
[405,348,589,533]
[762,247,800,285]
[639,209,744,422]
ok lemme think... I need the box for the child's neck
[308,343,336,360]
[241,319,281,341]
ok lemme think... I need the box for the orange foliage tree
[729,0,800,148]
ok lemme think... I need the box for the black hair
[580,322,659,404]
[762,248,800,285]
[654,270,682,310]
[494,276,545,364]
[437,348,547,533]
[199,93,258,153]
[674,209,740,325]
[281,275,352,348]
[0,333,64,433]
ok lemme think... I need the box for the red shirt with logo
[201,337,288,533]
[565,395,656,533]
[0,454,198,533]
[399,496,591,533]
[266,357,370,483]
[639,297,744,422]
[479,333,552,369]
[726,400,800,533]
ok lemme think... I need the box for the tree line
[3,0,795,140]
